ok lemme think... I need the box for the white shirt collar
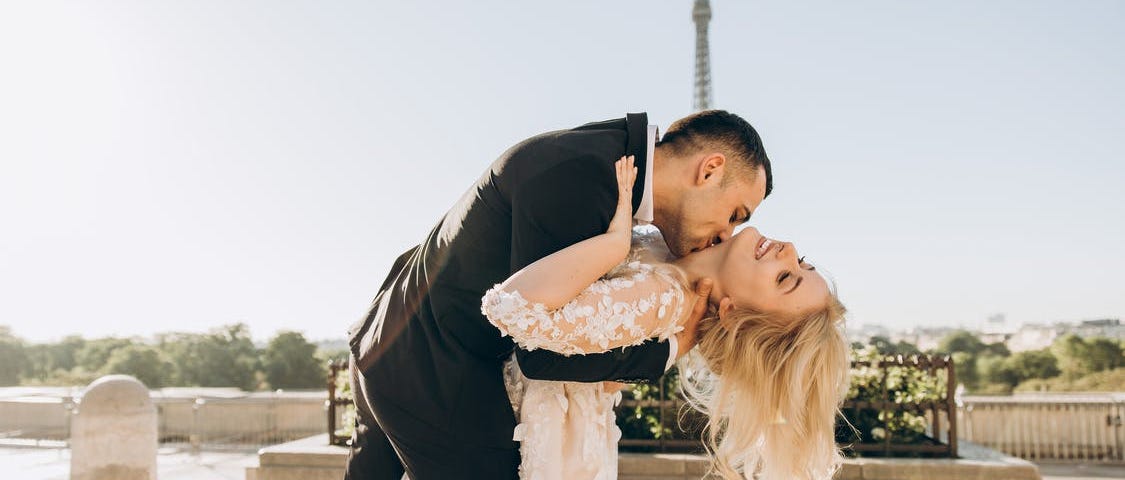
[633,124,657,224]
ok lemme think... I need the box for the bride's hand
[606,155,637,243]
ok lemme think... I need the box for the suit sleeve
[508,157,670,383]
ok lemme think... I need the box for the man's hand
[675,277,713,360]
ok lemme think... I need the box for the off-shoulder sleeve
[481,261,687,356]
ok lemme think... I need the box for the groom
[345,110,772,479]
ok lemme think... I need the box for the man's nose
[714,228,734,245]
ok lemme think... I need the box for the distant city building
[978,332,1012,346]
[890,326,956,352]
[1072,318,1124,342]
[848,317,1121,353]
[847,324,891,345]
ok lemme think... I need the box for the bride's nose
[778,241,800,263]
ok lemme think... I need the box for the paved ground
[2,445,1123,479]
[1033,462,1125,480]
[0,445,258,480]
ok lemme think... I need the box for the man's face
[659,163,768,258]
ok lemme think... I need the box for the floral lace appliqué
[481,261,686,355]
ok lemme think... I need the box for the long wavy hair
[617,232,851,479]
[677,291,851,480]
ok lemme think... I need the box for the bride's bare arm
[482,157,691,355]
[493,156,638,310]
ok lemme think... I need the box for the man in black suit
[345,110,772,479]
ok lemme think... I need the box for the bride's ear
[716,297,735,321]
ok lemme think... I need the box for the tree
[1005,349,1060,381]
[105,344,173,389]
[983,342,1010,357]
[0,326,28,386]
[158,323,260,390]
[950,351,979,390]
[1050,334,1121,379]
[263,331,326,390]
[1085,338,1124,372]
[869,336,921,356]
[977,355,1018,391]
[936,330,986,355]
[22,335,86,381]
[76,337,135,374]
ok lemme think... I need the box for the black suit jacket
[347,112,670,448]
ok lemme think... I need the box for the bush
[836,346,948,453]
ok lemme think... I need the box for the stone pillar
[71,375,158,480]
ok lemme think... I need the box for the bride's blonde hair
[676,278,850,480]
[620,233,851,478]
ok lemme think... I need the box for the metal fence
[841,354,958,458]
[0,395,72,446]
[958,393,1125,462]
[325,356,960,457]
[155,393,327,452]
[0,389,330,452]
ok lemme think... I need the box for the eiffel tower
[692,0,713,111]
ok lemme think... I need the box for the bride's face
[711,227,829,318]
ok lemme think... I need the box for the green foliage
[331,362,356,442]
[976,355,1018,392]
[1051,334,1124,379]
[869,336,921,356]
[5,324,354,392]
[105,344,174,388]
[76,337,135,373]
[950,351,979,390]
[935,330,987,356]
[1005,349,1060,380]
[0,326,28,386]
[838,345,946,448]
[613,366,709,449]
[21,335,86,381]
[617,366,680,441]
[263,331,326,390]
[1015,367,1125,392]
[156,324,261,390]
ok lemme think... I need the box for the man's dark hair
[657,110,773,198]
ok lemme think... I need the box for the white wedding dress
[481,233,688,480]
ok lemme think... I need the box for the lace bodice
[481,256,688,356]
[485,230,687,480]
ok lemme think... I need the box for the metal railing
[325,355,960,457]
[0,389,328,452]
[155,393,326,452]
[958,393,1125,462]
[327,360,352,446]
[840,354,958,458]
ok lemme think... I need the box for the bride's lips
[755,235,773,260]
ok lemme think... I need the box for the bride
[481,156,851,480]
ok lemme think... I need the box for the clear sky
[1,1,1122,344]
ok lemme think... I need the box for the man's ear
[694,153,727,185]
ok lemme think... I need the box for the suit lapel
[625,112,649,213]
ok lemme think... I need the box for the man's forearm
[514,339,669,383]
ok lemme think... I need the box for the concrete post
[70,375,158,480]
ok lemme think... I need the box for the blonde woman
[482,156,851,480]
